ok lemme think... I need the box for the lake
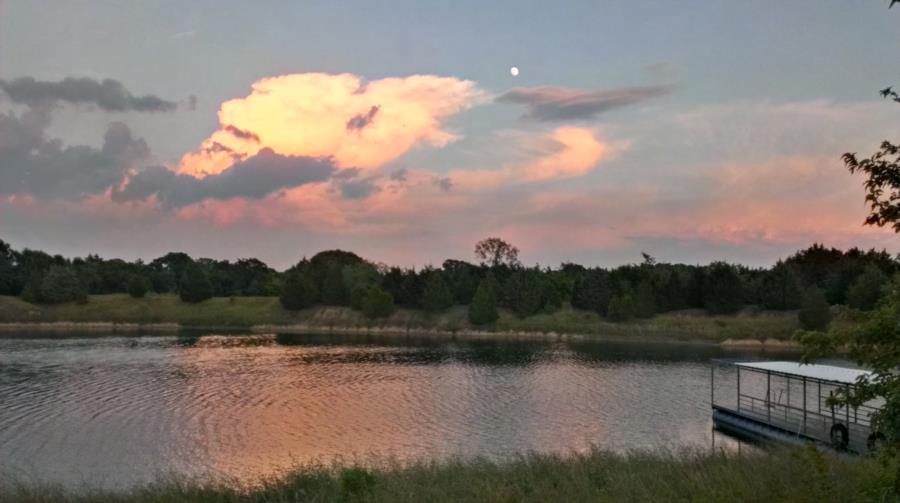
[0,333,793,489]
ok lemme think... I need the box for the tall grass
[0,294,837,343]
[1,447,892,503]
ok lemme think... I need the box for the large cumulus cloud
[178,73,485,176]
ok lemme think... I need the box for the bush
[846,265,888,311]
[798,287,832,331]
[127,275,149,298]
[38,266,86,304]
[607,293,636,321]
[280,272,318,310]
[361,286,394,319]
[468,280,498,325]
[178,264,213,303]
[422,271,454,312]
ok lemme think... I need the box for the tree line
[0,238,895,327]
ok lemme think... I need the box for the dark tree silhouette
[474,238,520,268]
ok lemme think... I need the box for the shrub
[339,467,376,499]
[127,275,149,298]
[178,264,213,303]
[280,272,318,310]
[39,266,87,304]
[468,280,498,325]
[798,287,832,331]
[361,286,394,319]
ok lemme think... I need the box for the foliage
[843,140,900,232]
[320,263,348,306]
[361,286,394,319]
[474,237,520,267]
[571,268,613,315]
[0,447,892,503]
[178,263,213,303]
[846,265,889,311]
[607,293,636,321]
[799,280,900,453]
[342,262,380,309]
[39,266,86,304]
[502,270,543,317]
[703,262,744,314]
[279,272,318,311]
[422,271,454,312]
[468,279,498,325]
[798,287,832,331]
[127,275,149,299]
[635,280,656,318]
[760,261,803,310]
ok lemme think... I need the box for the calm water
[0,333,792,489]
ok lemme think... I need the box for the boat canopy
[734,361,871,385]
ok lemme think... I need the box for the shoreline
[0,320,805,349]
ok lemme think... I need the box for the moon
[510,66,519,77]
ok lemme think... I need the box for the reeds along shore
[1,447,892,503]
[0,293,838,346]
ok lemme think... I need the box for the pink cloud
[179,73,485,177]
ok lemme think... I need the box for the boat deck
[714,395,871,453]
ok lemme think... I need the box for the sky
[1,0,899,270]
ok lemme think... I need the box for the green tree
[607,293,636,322]
[280,272,318,311]
[571,269,613,315]
[39,266,86,304]
[760,261,803,310]
[798,287,832,331]
[178,263,213,303]
[321,263,348,305]
[474,237,520,268]
[503,270,542,317]
[468,279,498,325]
[799,278,900,452]
[847,265,889,311]
[342,262,380,309]
[422,271,454,313]
[635,280,656,318]
[127,275,149,298]
[361,286,394,319]
[704,262,744,314]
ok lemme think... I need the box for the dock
[710,360,881,454]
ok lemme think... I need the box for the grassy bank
[0,293,846,343]
[1,447,891,503]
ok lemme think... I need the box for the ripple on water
[0,334,774,490]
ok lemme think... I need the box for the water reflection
[0,333,796,490]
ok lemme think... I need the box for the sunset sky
[1,1,899,269]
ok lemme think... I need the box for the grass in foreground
[0,293,857,342]
[1,447,894,503]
